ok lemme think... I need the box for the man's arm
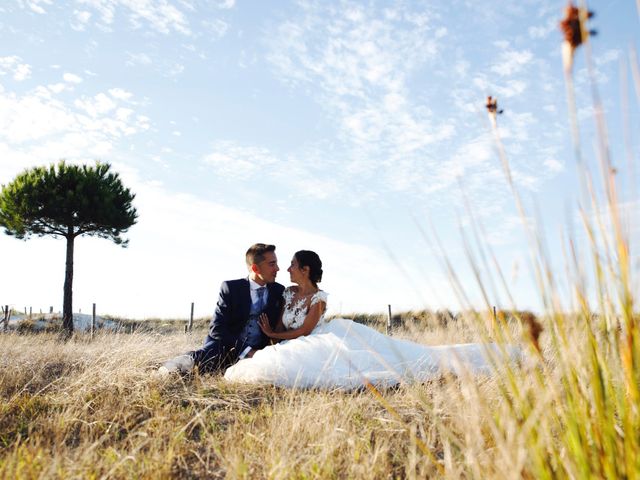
[208,281,236,345]
[267,283,286,331]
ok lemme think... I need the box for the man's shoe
[160,354,195,374]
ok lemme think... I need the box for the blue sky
[0,0,638,319]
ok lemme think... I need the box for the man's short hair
[246,243,276,266]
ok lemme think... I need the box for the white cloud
[71,9,92,30]
[63,72,83,84]
[136,115,150,130]
[491,49,533,76]
[238,49,257,69]
[201,140,342,200]
[214,0,235,8]
[0,93,75,144]
[495,79,527,98]
[0,83,149,181]
[528,17,557,39]
[259,1,566,213]
[268,3,440,95]
[203,141,280,178]
[75,9,92,23]
[543,158,563,173]
[265,1,460,199]
[108,88,133,101]
[115,107,133,122]
[449,136,493,174]
[13,64,32,81]
[18,0,52,14]
[0,56,32,81]
[434,27,447,38]
[202,18,229,38]
[166,63,185,77]
[573,49,621,87]
[595,49,620,67]
[48,83,66,94]
[75,92,117,117]
[126,52,153,67]
[75,0,191,35]
[454,59,470,77]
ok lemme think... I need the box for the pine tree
[0,161,138,337]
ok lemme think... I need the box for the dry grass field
[0,317,526,479]
[0,308,636,479]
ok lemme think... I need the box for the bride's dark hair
[294,250,323,285]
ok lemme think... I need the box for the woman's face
[287,256,305,284]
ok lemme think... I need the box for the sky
[0,0,638,319]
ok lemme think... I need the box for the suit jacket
[207,278,285,349]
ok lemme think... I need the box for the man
[161,243,285,374]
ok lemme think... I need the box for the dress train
[224,318,522,389]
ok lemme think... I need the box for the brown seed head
[522,311,544,354]
[485,96,503,116]
[559,2,596,69]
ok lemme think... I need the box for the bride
[224,250,522,389]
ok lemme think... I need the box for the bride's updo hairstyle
[294,250,323,286]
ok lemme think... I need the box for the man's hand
[258,313,274,337]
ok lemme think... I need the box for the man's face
[252,251,279,284]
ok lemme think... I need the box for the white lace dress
[224,289,521,389]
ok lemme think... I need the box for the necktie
[256,287,267,311]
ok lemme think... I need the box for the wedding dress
[224,289,522,390]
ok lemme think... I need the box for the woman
[224,250,521,389]
[257,249,327,342]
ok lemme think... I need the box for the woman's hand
[259,313,274,337]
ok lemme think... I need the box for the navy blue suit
[190,278,285,372]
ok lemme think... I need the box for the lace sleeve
[283,286,295,305]
[310,290,328,307]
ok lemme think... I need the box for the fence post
[386,304,392,336]
[188,302,194,333]
[3,305,9,331]
[91,303,96,339]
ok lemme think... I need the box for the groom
[161,243,285,374]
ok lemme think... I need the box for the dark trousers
[189,335,238,373]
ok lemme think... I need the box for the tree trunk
[62,231,75,338]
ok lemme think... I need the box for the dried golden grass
[0,311,614,479]
[0,321,537,479]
